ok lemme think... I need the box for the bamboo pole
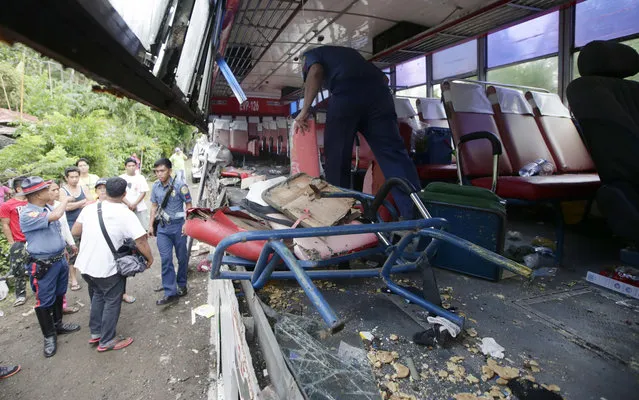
[0,75,12,112]
[48,62,53,96]
[19,51,25,121]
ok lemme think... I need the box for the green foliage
[487,57,559,93]
[0,234,10,280]
[0,43,193,182]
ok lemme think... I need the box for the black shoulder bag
[98,202,147,277]
[152,180,175,233]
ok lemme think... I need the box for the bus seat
[316,112,326,154]
[487,85,557,174]
[352,132,374,170]
[416,97,449,128]
[567,40,639,245]
[442,81,513,177]
[525,91,595,173]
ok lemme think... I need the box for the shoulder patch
[27,211,39,217]
[180,185,189,195]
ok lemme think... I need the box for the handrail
[452,78,552,93]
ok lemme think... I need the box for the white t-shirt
[120,173,150,212]
[74,201,147,278]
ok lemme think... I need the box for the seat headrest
[394,98,417,119]
[525,91,572,118]
[416,98,447,119]
[578,40,639,79]
[486,86,533,115]
[442,81,493,114]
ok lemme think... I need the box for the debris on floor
[479,337,505,359]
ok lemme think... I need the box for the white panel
[444,82,493,114]
[528,92,572,118]
[175,0,211,94]
[110,0,170,50]
[487,86,533,115]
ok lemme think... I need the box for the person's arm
[59,212,76,248]
[182,153,187,160]
[1,218,14,244]
[148,202,158,236]
[294,63,324,128]
[71,221,82,237]
[135,235,154,268]
[60,188,87,211]
[48,197,70,221]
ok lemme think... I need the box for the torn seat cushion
[416,164,457,181]
[472,173,601,201]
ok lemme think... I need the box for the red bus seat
[525,91,596,173]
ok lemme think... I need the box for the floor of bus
[223,162,638,400]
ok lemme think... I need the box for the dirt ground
[0,238,213,400]
[0,171,214,400]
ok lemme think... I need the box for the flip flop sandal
[63,306,80,314]
[70,283,81,291]
[122,295,136,304]
[97,337,134,352]
[89,337,100,345]
[13,297,26,307]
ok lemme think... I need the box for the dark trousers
[28,257,68,308]
[157,220,188,297]
[82,273,125,346]
[324,87,421,218]
[10,242,28,297]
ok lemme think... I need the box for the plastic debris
[466,328,478,337]
[193,304,216,318]
[506,231,523,241]
[389,334,399,341]
[523,247,555,270]
[479,338,505,359]
[427,316,461,338]
[359,331,374,341]
[531,236,557,251]
[0,281,8,301]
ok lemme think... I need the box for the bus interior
[1,0,638,399]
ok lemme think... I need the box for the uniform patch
[180,185,189,195]
[27,211,39,218]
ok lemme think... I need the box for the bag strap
[97,202,117,255]
[159,179,174,209]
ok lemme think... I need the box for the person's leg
[53,259,80,333]
[157,228,178,297]
[96,274,125,347]
[30,259,60,357]
[174,222,189,291]
[324,98,360,188]
[361,90,421,219]
[9,242,27,305]
[68,237,81,290]
[83,275,104,342]
[136,211,150,231]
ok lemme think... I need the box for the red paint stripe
[31,262,40,307]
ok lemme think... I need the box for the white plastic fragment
[479,337,505,359]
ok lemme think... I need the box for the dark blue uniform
[151,178,192,297]
[20,203,68,308]
[303,46,420,218]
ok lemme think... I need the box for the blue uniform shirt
[151,178,192,220]
[19,203,66,259]
[303,46,387,95]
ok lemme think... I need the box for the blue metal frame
[209,217,532,332]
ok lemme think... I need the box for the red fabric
[416,164,457,181]
[471,173,600,201]
[0,198,27,242]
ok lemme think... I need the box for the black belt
[30,252,65,265]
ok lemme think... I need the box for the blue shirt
[151,178,192,220]
[19,203,66,259]
[303,46,387,95]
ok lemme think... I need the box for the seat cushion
[537,116,595,173]
[471,173,600,201]
[417,164,457,180]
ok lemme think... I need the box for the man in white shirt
[120,158,150,229]
[71,177,153,352]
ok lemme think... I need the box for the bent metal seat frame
[185,177,533,333]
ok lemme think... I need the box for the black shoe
[43,336,57,358]
[153,285,164,292]
[35,307,57,358]
[56,322,81,334]
[0,365,21,379]
[156,295,179,306]
[177,287,188,297]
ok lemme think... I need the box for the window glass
[487,12,558,68]
[575,0,639,47]
[396,85,427,112]
[432,84,441,99]
[487,57,558,93]
[290,101,298,115]
[573,38,639,82]
[432,40,477,81]
[396,57,427,88]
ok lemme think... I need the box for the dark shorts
[67,236,81,265]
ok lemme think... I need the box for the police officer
[149,158,192,305]
[294,45,421,218]
[19,177,80,357]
